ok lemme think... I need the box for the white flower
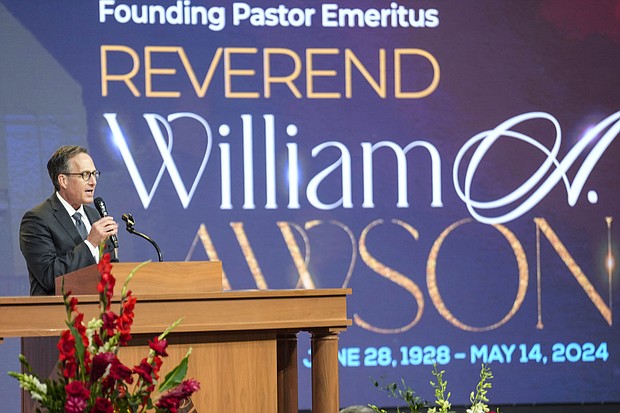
[87,317,103,332]
[16,374,47,401]
[466,402,490,413]
[100,334,119,353]
[86,317,104,351]
[428,399,451,413]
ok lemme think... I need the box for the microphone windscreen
[94,197,118,248]
[94,197,108,217]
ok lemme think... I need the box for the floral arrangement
[370,363,499,413]
[9,253,200,413]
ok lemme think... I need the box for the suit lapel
[84,207,100,226]
[50,193,84,245]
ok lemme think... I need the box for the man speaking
[19,145,119,296]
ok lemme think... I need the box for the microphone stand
[122,213,163,262]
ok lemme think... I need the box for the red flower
[151,355,163,380]
[102,310,118,336]
[181,378,200,394]
[118,330,132,346]
[73,313,87,337]
[157,378,200,412]
[103,357,133,393]
[97,253,112,279]
[58,330,76,361]
[156,394,181,413]
[96,277,105,294]
[99,274,115,305]
[108,358,133,384]
[65,381,90,413]
[149,337,168,357]
[65,396,89,413]
[117,312,134,346]
[66,380,90,398]
[63,359,78,380]
[156,379,200,412]
[91,397,113,413]
[92,331,103,348]
[69,296,79,312]
[117,293,136,346]
[73,313,90,357]
[122,291,136,315]
[133,358,154,384]
[97,253,115,308]
[91,352,115,381]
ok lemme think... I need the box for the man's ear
[58,174,67,190]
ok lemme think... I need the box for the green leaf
[158,317,184,341]
[65,322,86,380]
[158,348,192,393]
[121,260,151,297]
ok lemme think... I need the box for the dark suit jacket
[20,193,115,296]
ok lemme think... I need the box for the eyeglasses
[62,170,101,181]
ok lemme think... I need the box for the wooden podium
[0,261,351,413]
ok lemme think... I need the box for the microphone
[94,197,119,248]
[122,213,163,262]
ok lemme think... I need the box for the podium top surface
[0,288,352,338]
[54,261,223,296]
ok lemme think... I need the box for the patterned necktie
[73,212,88,240]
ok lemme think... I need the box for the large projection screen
[1,1,618,410]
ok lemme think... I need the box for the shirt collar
[56,191,87,217]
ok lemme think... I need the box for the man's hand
[87,216,118,246]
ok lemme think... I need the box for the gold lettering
[345,48,386,98]
[276,220,358,290]
[535,218,612,326]
[185,224,231,290]
[263,48,303,98]
[394,48,440,98]
[427,219,528,332]
[224,47,260,98]
[101,46,440,100]
[306,48,341,99]
[277,221,316,289]
[100,45,141,97]
[356,219,424,334]
[144,46,181,98]
[179,47,223,98]
[230,222,268,289]
[304,220,358,288]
